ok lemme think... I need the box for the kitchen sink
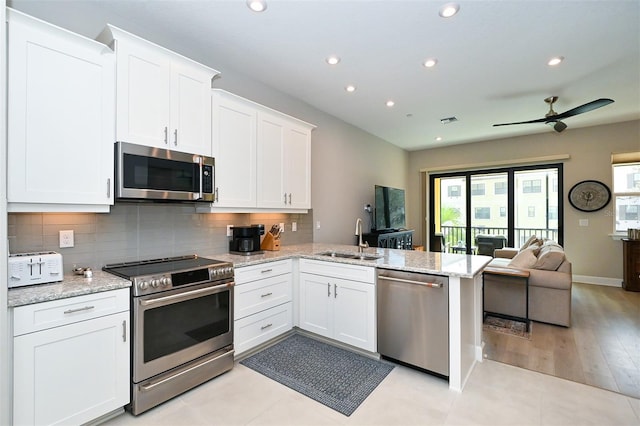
[316,251,382,261]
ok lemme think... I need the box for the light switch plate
[292,222,297,232]
[579,219,589,227]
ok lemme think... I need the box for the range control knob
[161,277,171,286]
[150,279,159,288]
[138,281,148,290]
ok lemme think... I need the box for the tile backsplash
[8,203,313,272]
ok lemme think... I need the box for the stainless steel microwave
[115,142,214,203]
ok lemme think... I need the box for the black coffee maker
[229,225,264,255]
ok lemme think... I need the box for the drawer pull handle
[63,305,95,314]
[261,323,273,330]
[261,269,273,274]
[260,292,273,298]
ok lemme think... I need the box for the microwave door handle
[197,156,204,201]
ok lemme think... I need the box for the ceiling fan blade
[493,117,549,127]
[553,98,614,120]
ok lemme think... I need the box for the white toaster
[8,251,64,288]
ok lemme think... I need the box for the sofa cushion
[533,247,566,271]
[508,247,538,269]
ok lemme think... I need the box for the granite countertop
[204,243,492,279]
[8,270,131,308]
[8,243,491,308]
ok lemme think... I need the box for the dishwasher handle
[378,275,443,288]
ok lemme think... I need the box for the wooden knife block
[261,233,281,251]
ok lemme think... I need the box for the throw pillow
[520,235,539,251]
[508,248,538,269]
[533,249,566,271]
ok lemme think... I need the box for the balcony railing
[440,226,558,253]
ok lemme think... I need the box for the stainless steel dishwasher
[377,269,449,377]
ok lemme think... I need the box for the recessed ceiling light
[326,56,340,65]
[423,58,438,68]
[345,85,356,92]
[439,2,460,18]
[386,100,395,107]
[246,0,267,12]
[547,56,564,66]
[435,136,443,142]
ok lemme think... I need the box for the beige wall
[407,119,640,281]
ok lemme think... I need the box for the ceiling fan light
[345,85,356,93]
[386,100,395,107]
[439,2,460,18]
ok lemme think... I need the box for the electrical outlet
[292,222,297,232]
[227,225,233,237]
[279,222,285,233]
[59,230,74,248]
[316,221,321,230]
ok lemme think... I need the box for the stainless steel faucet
[355,218,369,253]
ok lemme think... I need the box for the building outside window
[523,179,542,193]
[612,155,640,233]
[494,182,507,195]
[475,207,490,219]
[471,183,485,196]
[528,206,535,217]
[500,206,506,217]
[448,185,461,197]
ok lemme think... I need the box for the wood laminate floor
[483,282,640,399]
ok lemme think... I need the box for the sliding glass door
[430,164,563,254]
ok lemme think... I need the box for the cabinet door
[13,312,130,426]
[212,92,257,207]
[299,273,333,339]
[115,38,172,148]
[284,125,311,209]
[256,112,286,208]
[7,11,115,208]
[170,62,212,156]
[333,278,376,352]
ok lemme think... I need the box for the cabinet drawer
[235,273,292,320]
[13,288,130,336]
[234,259,292,284]
[234,302,292,356]
[299,259,375,283]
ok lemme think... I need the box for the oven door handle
[139,282,232,307]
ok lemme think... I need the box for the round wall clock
[568,180,611,212]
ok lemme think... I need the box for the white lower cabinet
[12,289,130,426]
[299,259,376,352]
[234,260,293,356]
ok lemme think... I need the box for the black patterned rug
[240,334,395,416]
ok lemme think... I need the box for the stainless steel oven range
[103,255,234,415]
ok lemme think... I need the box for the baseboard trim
[573,275,622,287]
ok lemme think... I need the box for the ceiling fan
[493,96,614,133]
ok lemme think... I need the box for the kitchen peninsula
[210,243,492,393]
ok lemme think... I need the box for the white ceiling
[9,0,640,151]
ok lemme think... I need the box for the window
[494,182,507,195]
[528,206,535,217]
[475,207,490,219]
[500,206,506,217]
[448,185,461,197]
[523,179,542,193]
[471,183,485,196]
[549,206,558,220]
[613,158,640,232]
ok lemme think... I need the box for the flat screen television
[374,185,406,232]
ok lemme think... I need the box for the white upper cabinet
[257,111,312,209]
[98,25,218,156]
[205,89,314,213]
[7,9,115,212]
[211,89,258,207]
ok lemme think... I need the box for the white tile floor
[105,358,640,426]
